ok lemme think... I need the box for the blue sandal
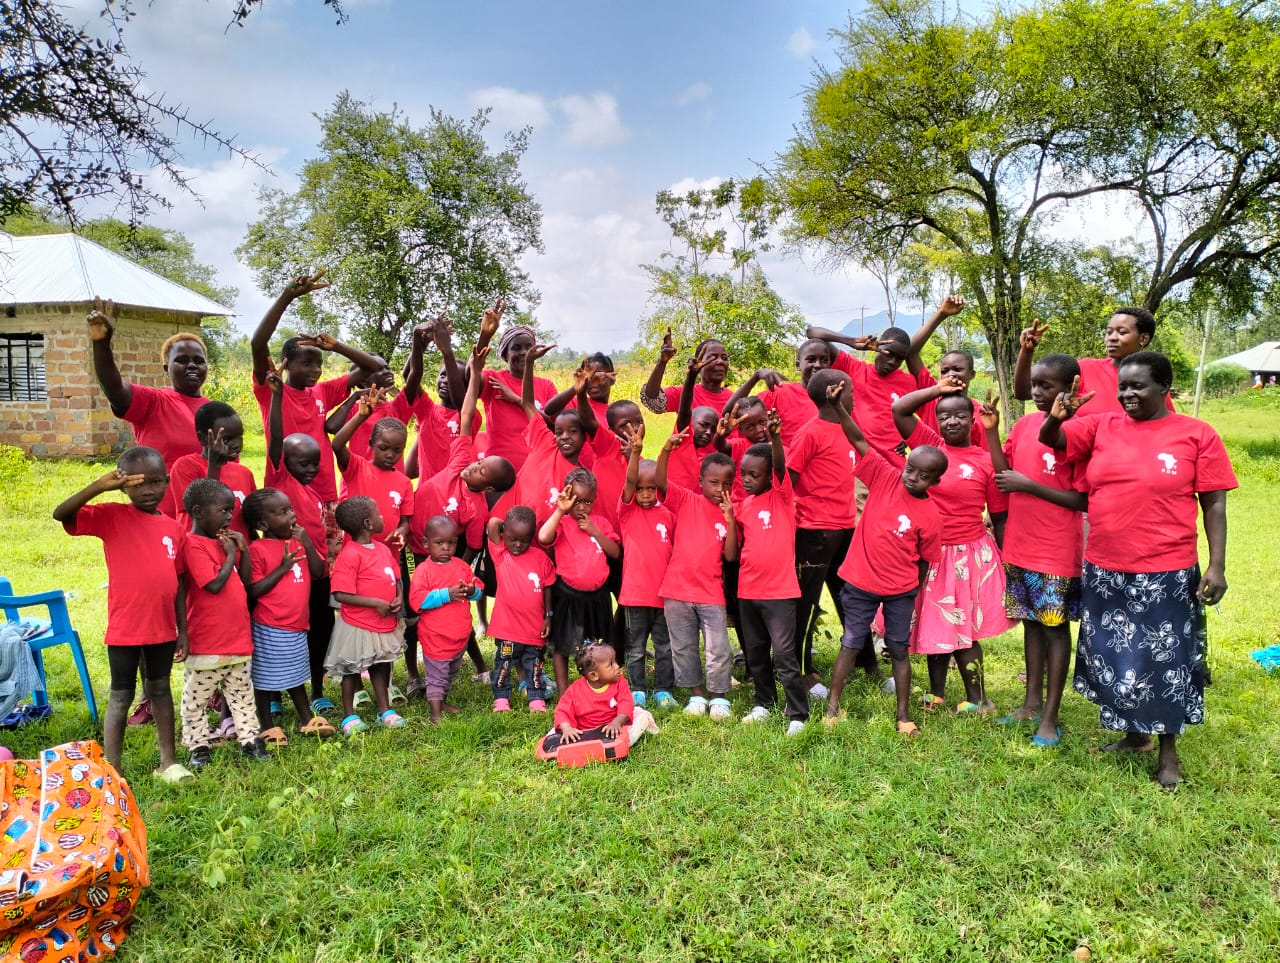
[1031,727,1062,748]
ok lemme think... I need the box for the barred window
[0,333,47,401]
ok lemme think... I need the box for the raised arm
[251,271,330,384]
[654,429,689,494]
[332,387,385,472]
[907,294,966,375]
[621,423,645,503]
[570,361,600,437]
[52,469,136,524]
[297,333,384,388]
[891,380,958,441]
[324,391,363,437]
[522,343,555,420]
[460,345,487,438]
[266,369,286,468]
[675,350,706,432]
[721,369,765,417]
[1037,376,1094,450]
[980,398,1010,474]
[1013,320,1049,401]
[431,315,465,408]
[475,298,505,358]
[400,322,431,405]
[537,490,575,547]
[641,328,678,413]
[86,298,132,415]
[765,409,785,482]
[827,383,870,458]
[806,325,867,351]
[718,491,739,563]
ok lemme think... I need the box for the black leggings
[308,576,335,698]
[107,641,177,691]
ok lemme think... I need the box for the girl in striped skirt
[244,489,336,742]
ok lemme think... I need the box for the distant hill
[837,309,923,338]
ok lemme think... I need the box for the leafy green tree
[777,0,1280,418]
[3,207,240,362]
[238,92,542,359]
[639,178,803,374]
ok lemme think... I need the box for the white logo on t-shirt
[383,566,397,584]
[233,490,246,504]
[714,522,728,541]
[895,515,912,536]
[655,523,669,542]
[1157,452,1178,474]
[444,496,459,515]
[446,418,459,437]
[314,398,325,415]
[1041,452,1057,475]
[528,572,541,592]
[534,401,545,412]
[388,490,402,509]
[291,563,304,582]
[547,487,560,508]
[958,464,975,480]
[161,536,175,559]
[849,451,857,472]
[757,510,772,530]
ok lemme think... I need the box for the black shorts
[107,640,178,691]
[839,583,917,657]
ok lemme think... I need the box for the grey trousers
[662,599,732,693]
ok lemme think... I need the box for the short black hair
[700,452,735,476]
[562,466,598,495]
[797,338,831,361]
[194,401,237,436]
[1035,353,1081,386]
[605,399,641,429]
[880,326,911,347]
[1119,350,1174,392]
[941,349,976,373]
[1114,306,1157,338]
[504,505,536,529]
[183,477,232,515]
[335,495,376,536]
[485,456,517,493]
[118,445,164,474]
[743,442,773,462]
[807,368,850,405]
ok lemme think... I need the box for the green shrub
[1203,363,1253,398]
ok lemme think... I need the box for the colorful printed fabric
[1003,563,1083,627]
[0,740,149,961]
[1074,562,1208,735]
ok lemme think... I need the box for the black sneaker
[188,746,212,771]
[241,737,271,761]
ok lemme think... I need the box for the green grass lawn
[2,385,1279,962]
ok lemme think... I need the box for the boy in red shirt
[250,272,386,504]
[825,382,947,738]
[177,478,269,768]
[618,423,677,709]
[656,435,739,720]
[165,401,258,537]
[409,516,484,723]
[537,469,620,695]
[54,446,189,781]
[735,411,809,734]
[484,506,556,713]
[333,387,413,550]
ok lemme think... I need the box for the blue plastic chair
[0,576,99,722]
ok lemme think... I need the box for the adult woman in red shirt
[1039,352,1235,788]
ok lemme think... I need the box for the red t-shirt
[181,534,252,657]
[479,369,557,471]
[658,483,731,605]
[488,542,556,646]
[506,417,584,525]
[264,462,327,569]
[1061,412,1237,573]
[785,418,857,530]
[758,381,818,449]
[248,538,311,631]
[551,513,617,591]
[906,422,1007,544]
[65,503,183,646]
[340,452,413,546]
[408,556,480,657]
[253,376,351,502]
[554,676,635,731]
[411,437,488,554]
[1075,357,1177,417]
[665,438,714,492]
[1001,412,1086,577]
[330,539,401,633]
[344,391,413,463]
[662,382,734,415]
[832,350,929,465]
[165,454,257,538]
[415,395,483,482]
[737,474,801,600]
[585,428,626,529]
[838,451,943,596]
[565,395,611,424]
[617,500,675,608]
[119,384,209,470]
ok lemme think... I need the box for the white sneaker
[683,695,708,716]
[809,682,830,700]
[786,720,806,737]
[708,698,732,721]
[741,706,770,724]
[881,677,897,694]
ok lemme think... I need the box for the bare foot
[1155,756,1182,789]
[442,703,462,715]
[1096,733,1155,754]
[1008,704,1043,722]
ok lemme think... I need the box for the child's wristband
[419,587,451,611]
[467,586,483,602]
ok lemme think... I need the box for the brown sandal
[897,720,921,739]
[260,726,288,747]
[300,716,336,738]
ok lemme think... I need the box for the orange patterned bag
[0,740,149,961]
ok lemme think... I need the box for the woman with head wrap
[479,324,559,471]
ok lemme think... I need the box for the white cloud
[677,82,712,106]
[467,86,550,131]
[554,92,631,147]
[786,27,817,59]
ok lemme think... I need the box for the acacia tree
[776,0,1280,418]
[237,93,543,358]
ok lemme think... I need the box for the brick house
[0,232,231,457]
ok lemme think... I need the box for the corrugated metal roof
[0,231,232,316]
[1210,341,1280,372]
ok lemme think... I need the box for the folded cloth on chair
[0,622,44,719]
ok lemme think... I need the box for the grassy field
[2,371,1279,962]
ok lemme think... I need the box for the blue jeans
[490,639,546,701]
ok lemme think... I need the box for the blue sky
[66,0,899,351]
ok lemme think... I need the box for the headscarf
[497,325,536,360]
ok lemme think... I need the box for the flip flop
[897,720,921,739]
[996,713,1041,726]
[260,726,288,747]
[406,678,427,700]
[1031,727,1062,748]
[300,716,336,738]
[920,694,946,711]
[153,763,196,784]
[310,696,337,716]
[388,685,408,708]
[213,716,237,742]
[352,690,372,709]
[340,714,368,736]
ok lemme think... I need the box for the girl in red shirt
[476,307,559,472]
[545,643,657,753]
[892,380,1016,715]
[537,469,620,696]
[326,496,407,735]
[243,488,334,745]
[983,354,1088,748]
